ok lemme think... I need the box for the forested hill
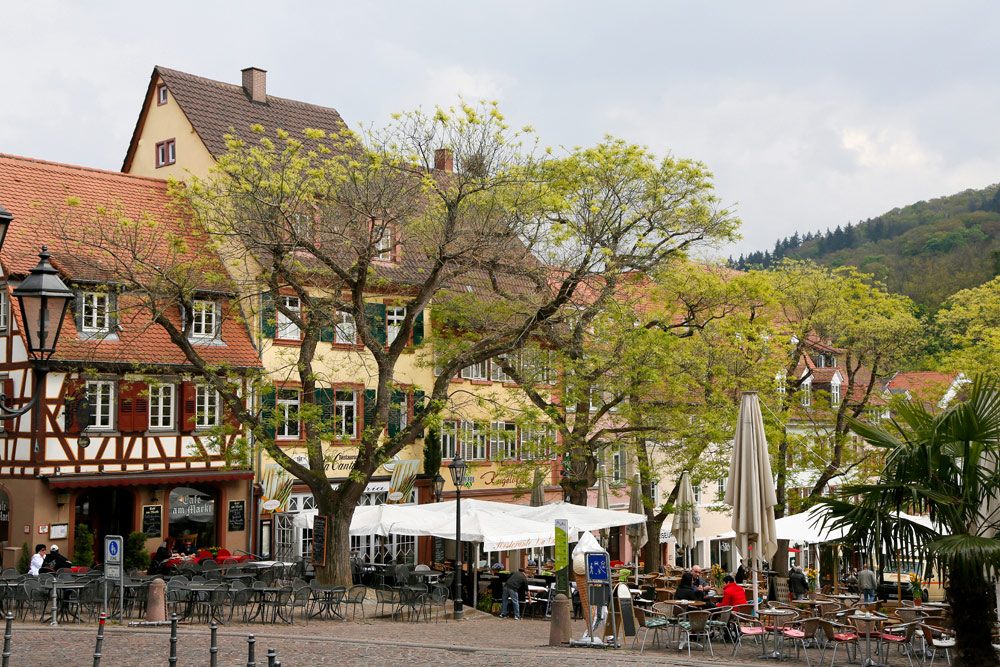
[730,184,1000,309]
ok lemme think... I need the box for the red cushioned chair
[818,619,858,666]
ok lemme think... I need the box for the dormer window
[831,381,841,406]
[156,84,168,106]
[82,292,110,333]
[190,300,219,339]
[375,224,396,262]
[801,379,812,407]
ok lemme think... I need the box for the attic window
[156,84,168,106]
[155,139,176,168]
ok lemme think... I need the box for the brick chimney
[434,148,454,172]
[241,67,267,103]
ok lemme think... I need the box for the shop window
[168,486,216,549]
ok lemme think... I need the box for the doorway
[75,488,136,556]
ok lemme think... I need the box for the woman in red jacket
[721,575,748,607]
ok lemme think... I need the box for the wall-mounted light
[150,488,162,504]
[56,493,70,507]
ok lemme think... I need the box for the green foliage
[423,426,442,476]
[73,524,95,568]
[477,590,494,612]
[820,375,1000,663]
[123,532,150,572]
[17,542,30,574]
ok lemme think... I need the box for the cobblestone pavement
[4,600,925,666]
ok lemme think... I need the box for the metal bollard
[246,634,256,667]
[266,647,276,666]
[169,613,179,665]
[49,580,59,627]
[2,611,13,667]
[92,612,106,667]
[209,621,218,667]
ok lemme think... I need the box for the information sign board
[105,564,121,580]
[586,552,610,583]
[554,519,568,570]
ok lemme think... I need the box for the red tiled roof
[123,66,349,171]
[885,371,957,402]
[0,154,260,369]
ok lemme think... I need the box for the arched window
[168,486,217,549]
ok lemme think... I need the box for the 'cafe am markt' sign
[170,494,214,519]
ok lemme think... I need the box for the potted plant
[908,572,922,605]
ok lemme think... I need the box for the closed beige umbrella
[671,470,697,567]
[530,468,546,507]
[626,473,648,585]
[725,391,778,613]
[598,465,611,547]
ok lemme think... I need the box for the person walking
[858,563,877,602]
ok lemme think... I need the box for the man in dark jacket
[42,544,72,571]
[499,569,528,619]
[788,567,809,599]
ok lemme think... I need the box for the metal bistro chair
[730,612,767,658]
[818,618,859,666]
[780,616,823,666]
[676,609,714,657]
[374,585,398,619]
[342,584,368,621]
[919,624,956,667]
[636,602,672,653]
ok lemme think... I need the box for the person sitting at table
[42,544,72,572]
[721,575,748,607]
[735,564,746,584]
[499,568,528,619]
[178,539,197,557]
[690,565,710,592]
[676,572,715,608]
[29,544,46,576]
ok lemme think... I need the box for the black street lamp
[433,473,445,503]
[449,454,467,619]
[0,242,75,449]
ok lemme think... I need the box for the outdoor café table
[243,586,285,624]
[756,607,798,660]
[848,612,889,667]
[411,570,440,586]
[309,585,345,621]
[38,580,88,624]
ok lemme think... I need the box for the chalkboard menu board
[228,500,245,532]
[614,583,636,638]
[311,515,328,567]
[142,505,162,538]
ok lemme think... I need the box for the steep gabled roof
[122,66,349,172]
[0,154,260,369]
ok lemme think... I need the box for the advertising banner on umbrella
[387,459,420,503]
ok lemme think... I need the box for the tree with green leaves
[764,260,923,513]
[821,375,1000,666]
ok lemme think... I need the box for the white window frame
[375,225,395,261]
[610,446,625,482]
[87,380,114,431]
[156,139,176,167]
[334,390,357,438]
[82,292,110,333]
[148,384,175,430]
[334,311,356,344]
[490,356,511,383]
[441,420,458,459]
[490,421,518,460]
[693,484,702,505]
[277,389,301,439]
[520,423,554,461]
[190,300,219,339]
[0,289,8,333]
[460,421,488,461]
[461,360,489,381]
[801,380,812,407]
[157,84,168,105]
[386,306,405,345]
[277,296,301,340]
[195,385,220,429]
[830,381,841,406]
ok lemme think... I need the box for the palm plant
[819,374,1000,666]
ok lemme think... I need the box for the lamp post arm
[0,363,48,419]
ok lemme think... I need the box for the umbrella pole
[752,554,759,615]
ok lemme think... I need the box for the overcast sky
[3,1,998,258]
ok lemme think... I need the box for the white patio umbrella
[671,470,697,568]
[725,391,778,614]
[626,474,648,585]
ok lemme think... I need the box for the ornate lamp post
[449,455,467,619]
[0,246,75,439]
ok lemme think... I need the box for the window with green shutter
[260,387,277,439]
[260,293,276,338]
[388,389,406,437]
[365,303,387,346]
[413,309,424,345]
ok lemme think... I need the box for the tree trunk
[565,485,588,506]
[644,518,663,574]
[947,563,999,666]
